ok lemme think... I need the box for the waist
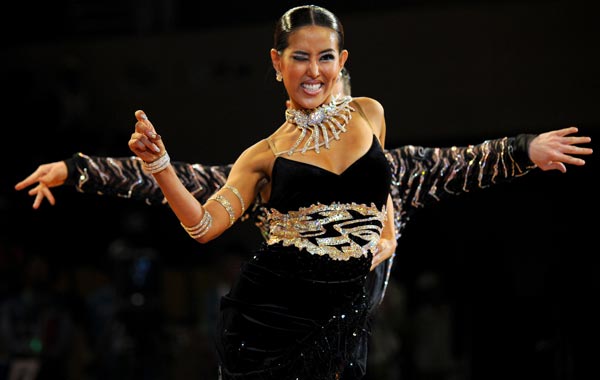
[265,202,386,261]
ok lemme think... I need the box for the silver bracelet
[208,194,236,226]
[142,152,170,174]
[181,209,212,239]
[224,184,245,215]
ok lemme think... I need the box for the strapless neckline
[274,135,379,176]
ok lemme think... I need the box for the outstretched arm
[385,126,592,239]
[15,155,232,209]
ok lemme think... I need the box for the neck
[288,95,343,112]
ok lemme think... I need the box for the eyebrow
[291,48,336,56]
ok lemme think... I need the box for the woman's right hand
[14,161,68,209]
[128,110,166,162]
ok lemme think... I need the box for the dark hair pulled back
[273,5,344,53]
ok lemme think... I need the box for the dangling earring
[275,71,283,82]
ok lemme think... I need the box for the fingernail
[141,114,148,120]
[152,144,161,153]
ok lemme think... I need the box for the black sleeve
[385,134,536,239]
[64,153,231,206]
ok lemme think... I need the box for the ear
[339,49,349,68]
[270,48,281,72]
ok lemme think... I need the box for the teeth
[303,83,321,91]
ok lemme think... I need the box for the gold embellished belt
[266,202,386,261]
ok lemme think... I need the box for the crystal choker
[284,95,354,155]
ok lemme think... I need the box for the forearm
[64,153,167,203]
[386,134,536,208]
[64,152,230,205]
[151,165,205,228]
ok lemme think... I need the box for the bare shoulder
[351,96,385,117]
[351,97,385,135]
[234,139,273,167]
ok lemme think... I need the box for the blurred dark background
[1,1,598,379]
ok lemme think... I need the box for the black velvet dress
[215,135,392,380]
[64,131,536,379]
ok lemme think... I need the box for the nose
[307,60,319,78]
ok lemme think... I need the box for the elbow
[193,228,225,244]
[194,235,214,244]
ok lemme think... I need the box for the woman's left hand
[371,237,397,271]
[529,126,592,172]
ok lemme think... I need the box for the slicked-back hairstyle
[273,5,345,53]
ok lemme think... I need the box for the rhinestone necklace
[284,95,354,155]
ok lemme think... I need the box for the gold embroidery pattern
[266,202,386,261]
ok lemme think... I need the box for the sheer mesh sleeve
[62,133,536,238]
[385,134,537,240]
[64,152,231,206]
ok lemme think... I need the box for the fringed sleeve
[385,134,537,240]
[64,152,231,206]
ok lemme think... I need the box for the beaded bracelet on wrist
[142,152,170,174]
